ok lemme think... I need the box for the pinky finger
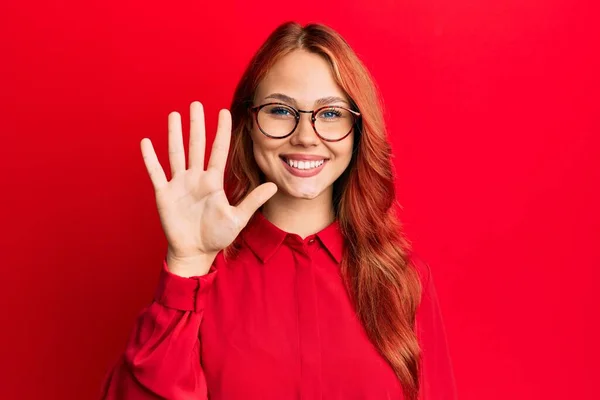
[141,138,168,191]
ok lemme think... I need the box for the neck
[261,186,335,239]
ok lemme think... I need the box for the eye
[269,107,291,116]
[261,104,297,120]
[317,107,344,120]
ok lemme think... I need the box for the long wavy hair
[223,22,423,399]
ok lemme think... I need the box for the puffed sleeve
[412,254,458,400]
[99,255,219,400]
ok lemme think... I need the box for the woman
[101,22,456,400]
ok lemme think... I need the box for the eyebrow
[263,93,350,107]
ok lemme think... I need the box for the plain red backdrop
[1,0,598,399]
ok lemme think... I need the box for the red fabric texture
[101,211,457,399]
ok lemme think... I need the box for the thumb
[235,182,278,225]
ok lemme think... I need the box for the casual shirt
[101,211,457,399]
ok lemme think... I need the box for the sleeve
[99,256,219,400]
[412,255,458,400]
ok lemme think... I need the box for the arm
[413,255,458,400]
[100,258,218,400]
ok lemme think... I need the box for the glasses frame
[249,102,361,142]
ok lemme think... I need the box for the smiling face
[250,50,355,201]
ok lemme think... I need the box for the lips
[281,157,325,170]
[280,153,329,162]
[280,156,328,177]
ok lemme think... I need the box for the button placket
[292,241,323,398]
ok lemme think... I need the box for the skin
[251,49,355,238]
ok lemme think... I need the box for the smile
[279,156,328,178]
[283,158,324,170]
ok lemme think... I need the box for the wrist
[166,250,218,278]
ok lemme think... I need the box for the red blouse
[101,211,457,399]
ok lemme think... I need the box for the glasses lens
[257,104,297,138]
[314,106,355,140]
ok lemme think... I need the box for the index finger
[207,109,232,176]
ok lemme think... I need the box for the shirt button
[308,238,315,244]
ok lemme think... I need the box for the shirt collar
[241,210,344,264]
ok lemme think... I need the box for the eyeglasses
[250,102,361,142]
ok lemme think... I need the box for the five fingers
[142,104,277,236]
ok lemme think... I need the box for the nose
[289,112,319,147]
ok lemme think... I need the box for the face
[251,50,355,201]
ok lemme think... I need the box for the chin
[284,185,323,200]
[295,192,320,200]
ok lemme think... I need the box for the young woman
[101,22,456,400]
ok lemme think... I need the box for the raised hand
[140,101,277,276]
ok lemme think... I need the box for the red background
[2,0,598,399]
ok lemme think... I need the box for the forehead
[254,50,348,106]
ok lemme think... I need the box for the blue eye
[269,107,292,116]
[263,105,298,120]
[319,108,343,119]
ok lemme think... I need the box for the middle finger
[188,101,206,170]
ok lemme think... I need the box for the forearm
[101,304,205,399]
[101,260,217,399]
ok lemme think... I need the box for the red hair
[224,22,422,399]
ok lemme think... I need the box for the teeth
[285,158,325,170]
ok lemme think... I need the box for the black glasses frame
[249,102,361,142]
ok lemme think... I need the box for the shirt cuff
[154,259,217,312]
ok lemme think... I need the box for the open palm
[141,101,277,270]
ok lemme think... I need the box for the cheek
[250,129,279,171]
[334,137,354,168]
